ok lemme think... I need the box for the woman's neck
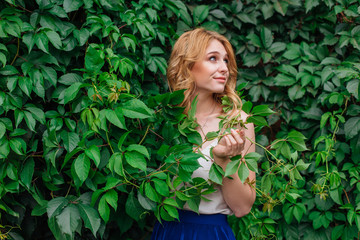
[193,92,218,116]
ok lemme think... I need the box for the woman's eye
[209,56,216,61]
[224,59,229,64]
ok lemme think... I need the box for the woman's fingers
[231,129,243,145]
[227,129,245,154]
[214,129,246,159]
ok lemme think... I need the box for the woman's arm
[212,113,256,217]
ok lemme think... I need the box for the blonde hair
[167,28,241,117]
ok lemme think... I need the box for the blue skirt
[151,210,236,240]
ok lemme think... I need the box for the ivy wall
[0,0,359,239]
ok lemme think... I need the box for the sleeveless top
[182,139,233,215]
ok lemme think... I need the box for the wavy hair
[167,28,241,117]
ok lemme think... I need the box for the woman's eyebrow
[206,51,228,56]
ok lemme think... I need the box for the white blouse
[183,139,233,215]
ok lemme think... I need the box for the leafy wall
[0,0,359,240]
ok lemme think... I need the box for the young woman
[151,28,256,240]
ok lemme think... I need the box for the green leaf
[105,109,126,130]
[193,5,209,24]
[35,32,49,53]
[344,117,360,140]
[126,190,144,221]
[49,5,68,18]
[107,152,124,176]
[121,99,154,119]
[153,178,169,197]
[63,82,84,104]
[0,52,6,67]
[186,198,200,213]
[283,44,300,60]
[26,106,45,124]
[247,33,262,48]
[20,158,35,189]
[293,204,305,222]
[61,131,80,152]
[9,138,25,155]
[0,65,19,75]
[0,139,10,159]
[58,73,82,86]
[47,197,69,219]
[261,27,273,49]
[74,153,90,184]
[180,153,202,172]
[242,53,261,67]
[237,13,257,25]
[55,204,81,238]
[209,164,223,185]
[18,76,33,97]
[269,42,286,53]
[273,0,289,16]
[238,162,250,183]
[210,9,226,19]
[104,189,118,210]
[24,111,36,132]
[144,182,160,202]
[274,74,297,86]
[305,0,320,13]
[164,205,179,219]
[40,66,57,86]
[85,145,100,167]
[288,85,306,101]
[125,151,147,171]
[127,144,150,159]
[77,203,100,237]
[77,28,90,46]
[320,57,341,65]
[163,198,179,208]
[331,225,345,240]
[347,79,359,100]
[45,30,62,49]
[251,105,275,116]
[246,116,268,126]
[63,0,84,13]
[175,191,191,201]
[225,159,240,177]
[117,131,131,151]
[201,21,220,32]
[85,44,105,72]
[98,197,110,222]
[138,192,156,211]
[288,131,308,151]
[0,122,5,139]
[296,159,310,171]
[122,34,137,52]
[244,152,260,173]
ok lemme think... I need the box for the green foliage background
[0,0,359,239]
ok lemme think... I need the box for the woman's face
[191,39,229,95]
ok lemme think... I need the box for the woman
[151,28,256,240]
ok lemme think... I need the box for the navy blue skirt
[151,210,236,240]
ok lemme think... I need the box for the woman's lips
[214,77,226,83]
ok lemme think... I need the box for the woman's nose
[218,60,228,73]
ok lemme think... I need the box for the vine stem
[106,131,114,154]
[139,124,150,145]
[149,128,164,140]
[10,38,20,65]
[320,97,349,192]
[245,137,290,171]
[182,181,208,192]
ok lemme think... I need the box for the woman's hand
[212,129,245,163]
